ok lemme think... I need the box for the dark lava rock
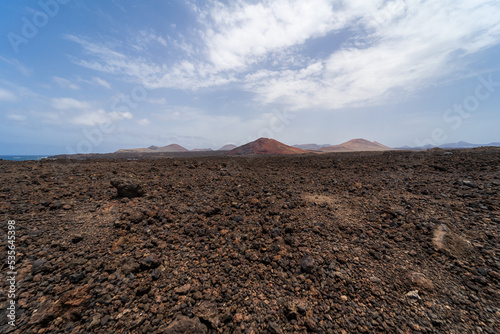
[31,259,48,275]
[140,256,161,270]
[28,284,91,325]
[69,271,85,284]
[151,267,162,280]
[2,148,499,334]
[477,267,489,276]
[110,178,144,198]
[174,284,191,295]
[300,256,315,273]
[163,315,207,334]
[135,282,151,296]
[193,301,219,329]
[269,322,283,334]
[71,234,84,243]
[49,201,64,210]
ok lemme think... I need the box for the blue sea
[0,155,49,161]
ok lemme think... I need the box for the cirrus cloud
[51,97,91,110]
[0,88,18,102]
[66,0,500,110]
[72,109,132,126]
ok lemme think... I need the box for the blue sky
[1,0,500,154]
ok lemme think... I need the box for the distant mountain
[293,144,331,150]
[192,148,213,152]
[396,141,500,150]
[228,138,308,155]
[218,144,237,151]
[321,139,392,152]
[438,141,500,149]
[437,141,477,149]
[116,144,189,153]
[395,144,433,150]
[395,145,413,150]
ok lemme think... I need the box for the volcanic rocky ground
[1,148,499,333]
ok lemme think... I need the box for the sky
[1,0,500,155]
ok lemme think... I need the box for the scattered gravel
[0,148,499,333]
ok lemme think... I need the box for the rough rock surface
[110,178,144,198]
[0,148,499,333]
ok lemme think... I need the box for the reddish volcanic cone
[229,138,308,155]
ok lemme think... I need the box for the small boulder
[405,290,420,299]
[164,315,207,334]
[193,301,219,328]
[300,256,315,273]
[71,234,84,244]
[110,178,144,198]
[405,272,434,291]
[31,258,48,275]
[140,256,161,270]
[269,322,283,334]
[174,284,192,295]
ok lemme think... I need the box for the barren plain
[1,148,499,333]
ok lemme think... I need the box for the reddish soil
[0,148,499,333]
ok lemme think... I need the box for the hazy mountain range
[117,143,237,153]
[49,138,500,159]
[116,138,393,154]
[115,138,500,156]
[396,141,500,150]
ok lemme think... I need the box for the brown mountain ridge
[321,138,391,152]
[98,138,392,158]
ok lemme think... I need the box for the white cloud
[92,77,111,89]
[66,0,500,110]
[75,76,111,88]
[110,111,133,120]
[245,0,500,109]
[0,88,17,101]
[51,97,91,110]
[133,30,168,51]
[39,112,61,124]
[0,56,31,76]
[53,76,80,90]
[198,0,341,71]
[66,34,165,85]
[72,109,132,126]
[138,118,151,126]
[7,114,26,121]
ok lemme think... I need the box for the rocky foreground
[1,148,499,333]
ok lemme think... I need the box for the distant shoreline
[0,155,49,161]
